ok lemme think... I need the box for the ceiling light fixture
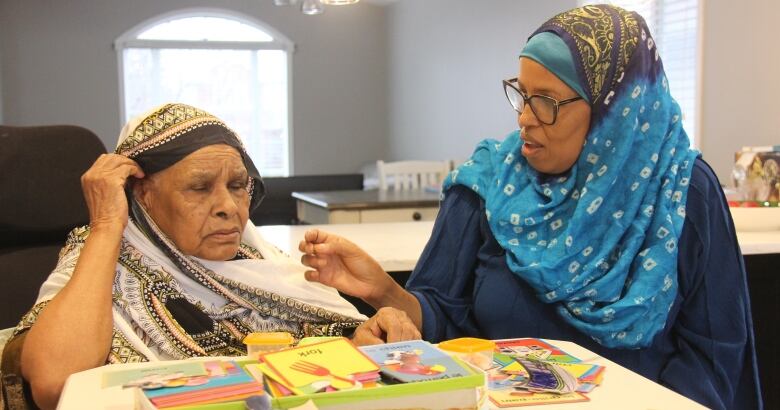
[273,0,360,16]
[300,0,324,15]
[321,0,360,4]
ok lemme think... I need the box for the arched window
[115,9,293,175]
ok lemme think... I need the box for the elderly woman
[8,104,418,409]
[300,5,762,409]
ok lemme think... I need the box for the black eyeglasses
[503,78,583,125]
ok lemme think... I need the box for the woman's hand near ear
[80,154,144,231]
[21,154,144,409]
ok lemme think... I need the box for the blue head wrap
[444,5,700,348]
[519,32,588,102]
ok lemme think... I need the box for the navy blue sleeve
[406,185,484,342]
[660,159,762,410]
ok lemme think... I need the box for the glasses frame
[503,77,583,125]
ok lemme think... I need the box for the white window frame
[114,7,296,174]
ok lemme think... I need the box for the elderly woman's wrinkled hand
[351,307,421,346]
[298,229,398,306]
[81,154,144,231]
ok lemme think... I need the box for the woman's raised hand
[299,229,398,307]
[80,154,144,231]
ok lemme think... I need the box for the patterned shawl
[444,5,700,348]
[16,103,366,362]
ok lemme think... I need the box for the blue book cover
[359,340,472,383]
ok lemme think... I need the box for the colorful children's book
[103,361,208,388]
[259,337,380,393]
[485,338,609,407]
[142,361,264,408]
[359,340,474,383]
[494,338,580,363]
[510,357,579,394]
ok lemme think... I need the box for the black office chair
[0,125,107,329]
[250,174,363,225]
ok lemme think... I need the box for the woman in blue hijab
[300,5,762,409]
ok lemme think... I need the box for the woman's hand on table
[299,229,400,308]
[351,307,421,346]
[81,154,144,231]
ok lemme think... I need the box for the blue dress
[407,159,762,410]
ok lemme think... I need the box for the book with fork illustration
[258,337,381,394]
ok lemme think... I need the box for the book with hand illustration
[359,340,474,383]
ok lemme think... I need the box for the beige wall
[700,0,780,183]
[0,0,388,175]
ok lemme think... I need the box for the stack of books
[117,337,487,409]
[486,338,605,408]
[104,360,267,409]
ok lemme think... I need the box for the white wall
[0,0,388,175]
[700,0,780,183]
[385,0,577,163]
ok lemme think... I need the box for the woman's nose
[212,186,239,218]
[518,104,539,128]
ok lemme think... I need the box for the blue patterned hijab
[444,5,700,348]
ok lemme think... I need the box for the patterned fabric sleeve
[12,300,51,338]
[11,226,150,364]
[107,328,150,364]
[300,321,364,340]
[11,226,90,337]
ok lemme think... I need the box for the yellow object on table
[438,337,496,370]
[243,332,294,359]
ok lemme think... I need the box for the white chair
[376,160,451,191]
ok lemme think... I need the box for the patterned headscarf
[116,103,265,212]
[445,5,700,348]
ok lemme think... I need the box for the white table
[735,231,780,255]
[258,223,780,273]
[56,340,705,410]
[258,222,436,272]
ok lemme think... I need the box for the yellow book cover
[260,337,379,390]
[254,362,305,396]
